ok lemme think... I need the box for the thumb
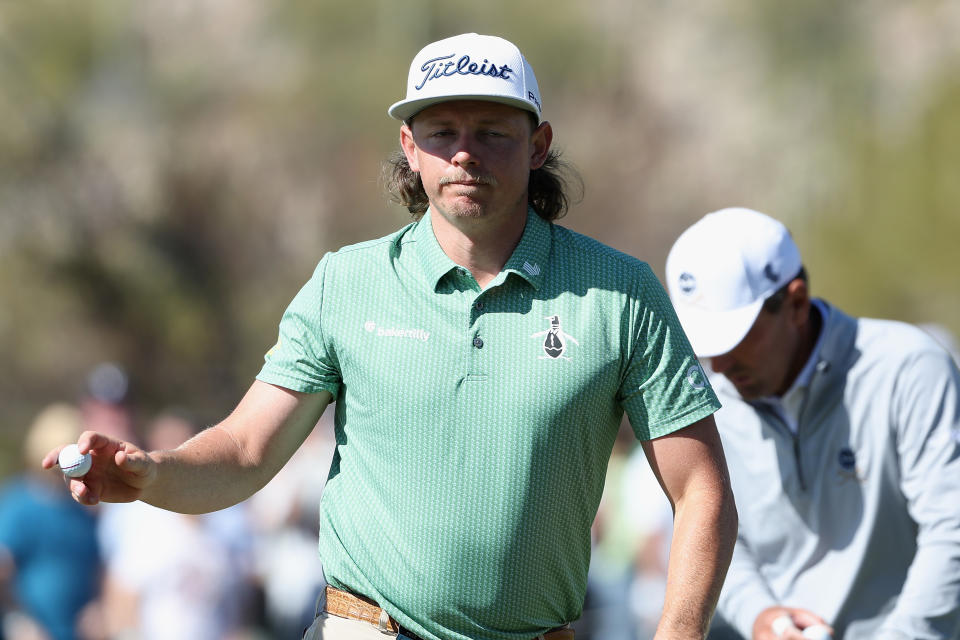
[115,448,156,480]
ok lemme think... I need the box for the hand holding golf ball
[42,432,160,506]
[58,443,93,478]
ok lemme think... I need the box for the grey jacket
[714,301,960,639]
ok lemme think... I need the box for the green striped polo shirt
[257,208,719,640]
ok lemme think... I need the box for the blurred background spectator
[579,422,675,640]
[581,424,641,640]
[0,404,102,640]
[79,363,137,447]
[248,410,335,639]
[96,409,259,640]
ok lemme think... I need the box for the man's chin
[728,378,762,400]
[440,199,487,219]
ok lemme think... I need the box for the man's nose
[451,134,479,166]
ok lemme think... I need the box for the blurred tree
[1,0,958,478]
[806,76,960,328]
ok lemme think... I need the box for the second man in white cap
[666,207,960,640]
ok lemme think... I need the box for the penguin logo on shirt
[532,315,579,360]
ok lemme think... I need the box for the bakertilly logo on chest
[363,321,430,342]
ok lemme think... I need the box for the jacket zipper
[792,435,806,492]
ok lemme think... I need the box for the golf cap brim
[388,33,542,123]
[666,207,803,358]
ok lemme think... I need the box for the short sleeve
[256,256,342,397]
[619,264,720,440]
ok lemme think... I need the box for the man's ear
[529,121,553,170]
[400,123,419,172]
[786,278,811,325]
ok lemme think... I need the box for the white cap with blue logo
[665,208,804,358]
[388,33,542,123]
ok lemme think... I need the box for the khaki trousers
[303,615,575,640]
[304,587,575,640]
[303,612,401,640]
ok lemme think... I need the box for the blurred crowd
[0,364,335,640]
[0,362,677,640]
[3,323,958,640]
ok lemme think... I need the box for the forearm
[655,480,738,639]
[141,382,330,514]
[141,424,269,513]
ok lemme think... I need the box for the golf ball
[58,444,92,478]
[771,616,795,637]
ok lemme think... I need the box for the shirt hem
[641,399,721,440]
[255,370,339,398]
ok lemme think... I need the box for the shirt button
[474,301,484,311]
[473,337,484,349]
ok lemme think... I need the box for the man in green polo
[45,33,737,640]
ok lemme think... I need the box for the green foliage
[808,76,960,327]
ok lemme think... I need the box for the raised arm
[640,415,738,640]
[42,380,332,514]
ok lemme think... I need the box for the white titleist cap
[388,33,542,123]
[665,207,803,358]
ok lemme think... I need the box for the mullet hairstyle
[383,148,583,222]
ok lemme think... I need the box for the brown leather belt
[324,586,574,640]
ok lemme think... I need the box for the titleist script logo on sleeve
[415,53,514,90]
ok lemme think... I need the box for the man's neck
[430,205,528,288]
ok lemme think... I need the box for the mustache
[438,173,497,187]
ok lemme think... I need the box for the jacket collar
[711,299,858,403]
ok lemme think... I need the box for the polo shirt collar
[412,209,457,290]
[502,209,550,290]
[413,207,551,291]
